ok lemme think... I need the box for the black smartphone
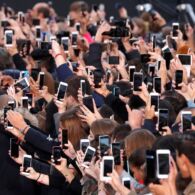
[25,93,33,107]
[112,87,120,98]
[182,111,192,132]
[129,66,135,83]
[62,129,68,149]
[177,54,192,65]
[39,72,45,90]
[80,80,86,96]
[158,109,169,132]
[99,135,110,157]
[83,95,94,112]
[10,138,19,158]
[52,146,61,165]
[175,70,183,90]
[133,73,143,91]
[40,42,52,50]
[153,77,161,94]
[57,82,68,101]
[146,150,156,181]
[150,93,159,112]
[94,71,102,88]
[108,56,120,65]
[140,54,151,64]
[75,23,80,32]
[148,65,155,77]
[35,26,41,39]
[72,62,79,72]
[32,18,40,26]
[112,142,121,165]
[123,178,131,189]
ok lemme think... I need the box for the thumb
[126,104,131,114]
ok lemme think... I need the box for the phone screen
[172,24,179,37]
[36,28,41,39]
[22,98,28,109]
[158,153,169,175]
[112,143,121,165]
[113,87,120,98]
[14,78,29,91]
[62,129,68,149]
[146,150,156,180]
[108,56,119,65]
[83,95,94,112]
[26,93,33,106]
[6,32,13,45]
[57,83,68,100]
[178,55,191,65]
[81,80,86,96]
[83,148,95,162]
[133,73,143,91]
[151,95,159,112]
[39,73,45,90]
[183,113,192,131]
[129,67,135,82]
[99,136,110,156]
[52,147,61,165]
[159,109,169,132]
[149,65,155,77]
[10,138,19,158]
[62,38,69,51]
[124,180,131,189]
[72,33,78,46]
[103,159,113,177]
[154,77,161,93]
[175,70,183,89]
[23,157,32,172]
[81,141,90,153]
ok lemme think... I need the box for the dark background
[1,0,195,21]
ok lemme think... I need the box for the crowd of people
[0,1,195,195]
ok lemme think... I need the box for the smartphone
[10,138,19,158]
[175,70,183,90]
[80,139,90,153]
[99,135,110,157]
[83,146,96,166]
[75,22,80,32]
[106,69,111,82]
[112,142,121,165]
[140,54,151,64]
[20,71,29,79]
[101,156,114,181]
[156,149,170,179]
[4,106,13,129]
[38,72,45,90]
[52,146,61,165]
[25,93,33,107]
[147,82,153,93]
[133,72,143,92]
[83,95,94,112]
[150,93,159,113]
[8,101,15,110]
[71,32,78,47]
[61,37,69,52]
[129,66,135,83]
[176,54,192,66]
[35,26,41,39]
[22,155,32,175]
[122,177,131,189]
[61,129,68,149]
[21,96,29,109]
[72,62,79,72]
[108,56,120,65]
[32,18,40,26]
[153,77,161,94]
[4,30,13,47]
[172,23,179,39]
[80,80,86,96]
[57,82,68,101]
[112,87,120,98]
[146,150,156,181]
[14,77,30,92]
[18,12,24,23]
[181,111,192,132]
[158,109,169,132]
[148,64,155,77]
[94,71,102,88]
[152,35,156,52]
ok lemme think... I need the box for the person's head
[132,17,146,37]
[0,48,14,71]
[98,104,114,119]
[115,3,128,19]
[69,1,89,24]
[175,131,195,179]
[129,148,146,181]
[60,106,87,150]
[89,118,118,141]
[125,129,156,157]
[32,2,50,19]
[65,75,91,108]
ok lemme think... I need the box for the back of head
[0,48,14,70]
[125,129,156,157]
[70,1,89,13]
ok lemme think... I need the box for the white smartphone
[4,30,13,47]
[122,177,131,189]
[129,66,135,83]
[80,79,86,96]
[18,11,24,23]
[82,146,96,168]
[22,154,32,176]
[35,26,41,40]
[156,149,170,179]
[61,37,69,52]
[21,96,29,109]
[38,72,45,90]
[80,139,90,153]
[181,111,192,132]
[8,100,15,110]
[172,23,179,39]
[150,92,159,114]
[71,31,78,47]
[100,156,114,181]
[14,77,30,91]
[57,82,68,101]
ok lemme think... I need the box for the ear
[180,154,189,171]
